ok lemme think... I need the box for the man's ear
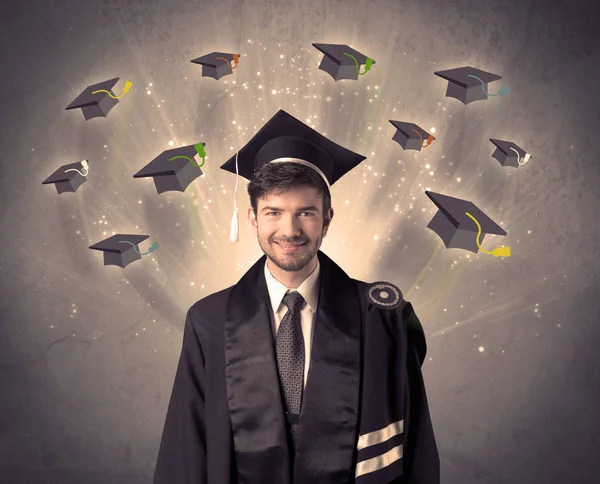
[322,207,334,237]
[248,206,258,230]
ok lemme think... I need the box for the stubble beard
[260,234,322,272]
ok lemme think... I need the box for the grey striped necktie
[275,290,305,449]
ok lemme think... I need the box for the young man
[154,110,440,484]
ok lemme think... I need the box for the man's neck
[266,256,318,289]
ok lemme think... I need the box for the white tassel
[229,208,239,243]
[229,151,240,243]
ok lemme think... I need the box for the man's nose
[280,214,302,237]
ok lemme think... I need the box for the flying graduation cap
[389,121,436,151]
[425,190,511,257]
[220,109,366,243]
[312,43,375,81]
[89,234,159,268]
[133,143,206,194]
[190,52,240,80]
[489,138,531,168]
[65,77,132,120]
[42,160,89,194]
[434,66,509,105]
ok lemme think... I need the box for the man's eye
[265,212,314,216]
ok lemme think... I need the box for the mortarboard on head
[425,190,511,257]
[220,109,366,243]
[312,43,375,81]
[89,233,159,268]
[190,52,240,80]
[433,66,509,105]
[42,160,89,194]
[65,77,133,120]
[133,143,206,194]
[389,121,436,151]
[489,138,531,167]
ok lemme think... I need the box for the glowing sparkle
[478,346,485,352]
[146,90,151,95]
[168,140,175,146]
[430,127,436,133]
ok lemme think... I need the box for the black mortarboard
[89,233,159,268]
[312,43,375,81]
[66,78,122,120]
[190,52,240,80]
[389,121,436,151]
[133,143,206,194]
[489,138,531,168]
[425,190,511,256]
[220,109,366,242]
[42,160,89,194]
[434,66,509,105]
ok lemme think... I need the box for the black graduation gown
[154,250,439,484]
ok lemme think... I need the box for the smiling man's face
[249,185,333,272]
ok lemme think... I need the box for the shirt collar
[264,258,320,314]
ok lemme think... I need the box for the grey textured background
[1,0,600,483]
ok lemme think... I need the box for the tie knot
[282,291,305,312]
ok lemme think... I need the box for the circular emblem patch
[367,281,403,310]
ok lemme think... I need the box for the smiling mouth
[275,242,307,250]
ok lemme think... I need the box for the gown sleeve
[154,308,207,484]
[400,303,441,484]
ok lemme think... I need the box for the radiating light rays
[18,241,141,314]
[32,9,569,338]
[404,245,444,299]
[182,185,206,244]
[431,293,543,338]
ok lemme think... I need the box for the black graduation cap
[89,233,159,268]
[42,160,89,194]
[434,66,509,105]
[389,121,435,151]
[425,190,511,256]
[312,43,375,81]
[220,109,366,243]
[190,52,240,80]
[489,138,531,168]
[65,77,122,120]
[133,143,206,194]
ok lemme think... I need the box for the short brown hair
[247,162,331,218]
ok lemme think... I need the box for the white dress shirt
[264,259,321,388]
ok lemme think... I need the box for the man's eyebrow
[261,205,320,212]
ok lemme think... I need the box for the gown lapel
[224,255,292,484]
[224,251,362,484]
[294,251,362,483]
